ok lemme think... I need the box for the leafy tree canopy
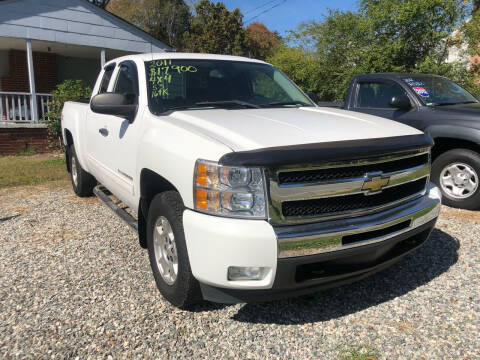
[267,45,322,96]
[182,0,246,55]
[285,0,471,100]
[88,0,111,9]
[245,22,279,60]
[107,0,190,48]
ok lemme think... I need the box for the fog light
[228,266,269,281]
[428,184,442,200]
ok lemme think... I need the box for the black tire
[146,191,202,308]
[69,144,96,197]
[431,148,480,210]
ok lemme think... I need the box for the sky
[212,0,358,36]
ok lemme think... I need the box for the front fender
[425,125,480,145]
[135,114,232,208]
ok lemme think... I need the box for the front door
[96,60,141,207]
[352,80,417,127]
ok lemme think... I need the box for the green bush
[46,80,92,138]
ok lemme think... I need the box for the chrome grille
[282,178,427,218]
[278,153,429,184]
[267,149,430,225]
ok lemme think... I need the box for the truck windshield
[402,76,478,106]
[145,59,314,114]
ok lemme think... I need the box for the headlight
[193,159,266,218]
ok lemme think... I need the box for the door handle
[99,128,109,137]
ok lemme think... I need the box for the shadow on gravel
[232,229,459,325]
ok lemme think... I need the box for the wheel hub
[440,162,479,199]
[153,216,178,285]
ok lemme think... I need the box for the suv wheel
[146,191,202,308]
[431,148,480,210]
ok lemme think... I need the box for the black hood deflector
[219,134,433,167]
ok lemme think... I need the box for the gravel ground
[0,185,479,359]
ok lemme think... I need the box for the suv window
[114,61,139,96]
[357,81,407,108]
[98,65,115,94]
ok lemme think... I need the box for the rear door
[351,80,417,127]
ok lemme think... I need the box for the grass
[338,345,379,360]
[0,153,70,189]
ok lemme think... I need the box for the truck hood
[431,103,480,127]
[432,102,480,114]
[168,107,422,152]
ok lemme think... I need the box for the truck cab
[62,54,441,308]
[336,73,480,210]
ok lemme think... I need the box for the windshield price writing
[149,60,197,98]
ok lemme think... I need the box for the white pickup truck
[62,53,441,308]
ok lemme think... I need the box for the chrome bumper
[275,183,441,258]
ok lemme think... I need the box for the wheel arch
[137,168,182,248]
[431,137,480,161]
[64,129,74,173]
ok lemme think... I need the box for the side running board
[93,185,138,231]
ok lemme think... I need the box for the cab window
[98,64,115,94]
[114,61,139,97]
[357,81,408,108]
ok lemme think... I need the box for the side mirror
[305,91,320,104]
[389,95,411,110]
[90,93,138,121]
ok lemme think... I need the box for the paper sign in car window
[412,87,430,97]
[403,78,425,87]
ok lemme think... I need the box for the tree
[464,1,480,75]
[107,0,190,48]
[267,45,323,95]
[245,22,279,60]
[88,0,111,8]
[182,0,246,55]
[290,0,470,100]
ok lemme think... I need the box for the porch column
[100,48,106,68]
[26,39,38,123]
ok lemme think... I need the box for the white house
[0,0,170,124]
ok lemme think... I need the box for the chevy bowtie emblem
[362,173,390,194]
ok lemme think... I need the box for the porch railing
[0,92,52,123]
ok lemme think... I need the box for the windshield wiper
[261,100,313,107]
[162,105,209,112]
[160,100,259,113]
[195,100,260,109]
[433,101,478,106]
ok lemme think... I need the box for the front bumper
[183,183,441,303]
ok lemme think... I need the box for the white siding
[0,0,171,53]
